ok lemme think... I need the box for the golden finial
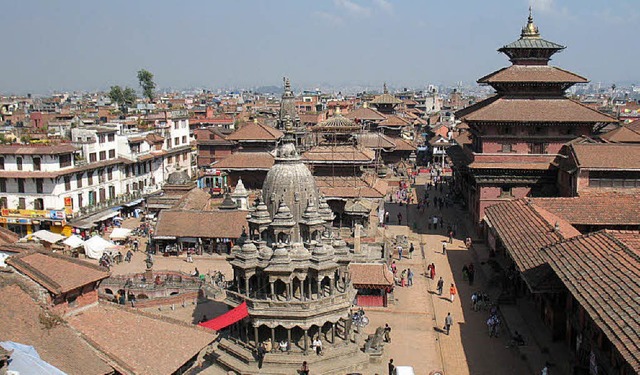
[521,6,540,39]
[383,82,388,94]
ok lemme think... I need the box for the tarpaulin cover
[0,341,66,375]
[198,301,248,331]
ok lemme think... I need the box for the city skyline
[1,0,638,94]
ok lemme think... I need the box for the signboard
[1,209,66,220]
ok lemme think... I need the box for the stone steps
[212,338,369,375]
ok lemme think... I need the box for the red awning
[198,301,249,331]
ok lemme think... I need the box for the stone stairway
[211,337,369,375]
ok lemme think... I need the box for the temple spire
[521,6,540,39]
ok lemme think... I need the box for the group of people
[461,263,476,285]
[390,261,414,287]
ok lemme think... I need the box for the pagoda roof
[500,37,565,51]
[227,121,283,141]
[378,115,412,127]
[370,93,403,105]
[456,96,617,124]
[214,151,274,170]
[302,145,375,164]
[478,65,587,84]
[345,107,387,121]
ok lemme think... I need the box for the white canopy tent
[109,228,132,241]
[29,230,65,244]
[62,235,85,249]
[84,236,118,259]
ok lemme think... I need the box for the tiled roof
[378,115,412,127]
[456,96,617,123]
[484,199,580,291]
[174,188,212,210]
[390,137,417,151]
[7,251,109,294]
[530,193,640,226]
[357,132,397,149]
[0,226,19,245]
[226,121,283,141]
[350,263,394,286]
[600,125,640,144]
[0,285,112,374]
[478,65,587,84]
[370,93,403,105]
[155,209,248,239]
[542,230,640,372]
[0,144,78,155]
[302,146,375,164]
[315,175,386,199]
[344,107,387,121]
[500,37,565,50]
[570,143,640,169]
[67,303,216,375]
[214,152,274,170]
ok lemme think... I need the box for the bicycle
[352,310,369,328]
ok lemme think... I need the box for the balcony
[71,191,143,220]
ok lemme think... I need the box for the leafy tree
[108,85,137,113]
[137,69,156,101]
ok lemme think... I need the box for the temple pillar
[307,278,313,300]
[329,277,334,295]
[287,329,292,352]
[270,281,275,300]
[331,322,336,344]
[254,326,259,347]
[271,327,276,352]
[302,278,307,301]
[244,322,249,344]
[245,276,250,296]
[317,279,322,298]
[303,329,308,355]
[286,282,292,301]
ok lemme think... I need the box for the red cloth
[198,301,249,331]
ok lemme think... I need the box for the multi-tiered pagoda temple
[450,10,616,225]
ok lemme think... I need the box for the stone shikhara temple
[210,114,370,374]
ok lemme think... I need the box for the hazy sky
[0,0,637,94]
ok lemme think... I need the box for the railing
[225,289,353,313]
[71,191,143,219]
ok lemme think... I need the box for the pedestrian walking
[471,292,478,311]
[397,245,403,260]
[409,243,414,259]
[384,323,392,343]
[449,283,457,302]
[300,361,310,375]
[448,230,454,244]
[407,268,414,286]
[437,277,444,295]
[388,358,395,375]
[397,212,402,225]
[430,263,436,280]
[400,269,407,287]
[441,241,447,255]
[444,312,453,335]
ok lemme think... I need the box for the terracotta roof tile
[226,121,283,141]
[570,143,640,169]
[214,152,274,170]
[600,125,640,143]
[7,251,109,294]
[315,175,386,198]
[67,303,216,375]
[357,133,397,149]
[478,65,588,84]
[0,144,78,155]
[155,209,248,239]
[484,199,580,291]
[542,230,640,372]
[0,285,112,374]
[378,115,412,127]
[302,146,375,164]
[349,263,394,286]
[457,96,617,123]
[531,193,640,226]
[345,107,387,121]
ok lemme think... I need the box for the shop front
[0,209,70,237]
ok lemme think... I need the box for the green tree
[108,85,137,113]
[137,69,156,101]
